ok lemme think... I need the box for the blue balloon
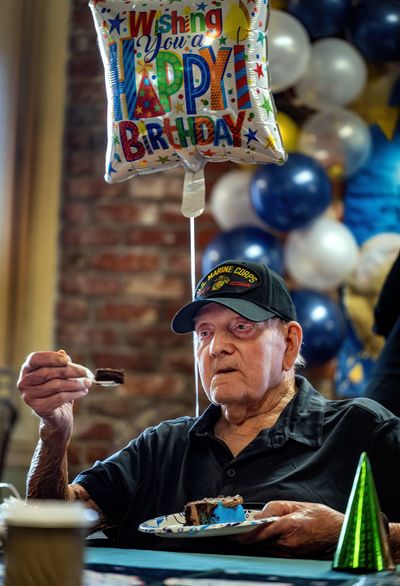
[349,0,400,62]
[202,227,284,275]
[344,124,400,245]
[287,0,351,38]
[291,290,346,366]
[250,154,332,232]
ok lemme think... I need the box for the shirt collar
[189,375,326,448]
[189,403,221,436]
[284,375,326,448]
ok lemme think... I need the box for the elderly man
[18,260,400,559]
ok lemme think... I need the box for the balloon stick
[190,216,200,417]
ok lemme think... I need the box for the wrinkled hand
[236,501,344,558]
[18,350,92,430]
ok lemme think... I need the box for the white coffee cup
[1,499,98,586]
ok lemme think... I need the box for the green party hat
[332,451,394,573]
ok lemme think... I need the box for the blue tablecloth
[85,548,400,584]
[1,547,399,584]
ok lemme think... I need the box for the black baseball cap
[171,260,297,333]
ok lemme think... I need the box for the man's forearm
[27,420,111,533]
[27,422,72,500]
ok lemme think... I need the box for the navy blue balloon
[349,0,400,62]
[287,0,351,38]
[250,154,332,232]
[291,290,346,366]
[202,227,284,276]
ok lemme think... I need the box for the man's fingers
[17,350,93,422]
[253,500,295,519]
[29,390,89,418]
[20,365,91,388]
[20,351,70,375]
[21,376,91,400]
[237,516,290,544]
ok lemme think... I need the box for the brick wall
[57,0,237,473]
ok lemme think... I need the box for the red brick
[60,274,122,295]
[165,251,195,275]
[67,444,82,466]
[126,227,189,247]
[62,203,90,223]
[196,226,220,248]
[122,373,186,397]
[67,151,94,175]
[75,421,114,441]
[89,395,138,418]
[68,55,102,78]
[125,326,188,349]
[57,324,118,346]
[71,3,96,29]
[70,34,99,55]
[68,78,105,103]
[124,274,185,299]
[162,349,196,375]
[90,252,159,272]
[205,161,237,191]
[96,303,157,323]
[94,203,159,225]
[85,445,114,463]
[126,172,184,200]
[65,129,103,151]
[57,299,89,321]
[92,351,157,371]
[62,227,122,246]
[160,203,190,225]
[64,177,127,199]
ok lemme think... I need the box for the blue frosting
[211,503,245,524]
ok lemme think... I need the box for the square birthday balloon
[89,0,286,182]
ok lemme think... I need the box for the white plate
[138,510,277,538]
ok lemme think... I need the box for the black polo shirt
[75,376,400,555]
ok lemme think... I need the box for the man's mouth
[214,367,236,375]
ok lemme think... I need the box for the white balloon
[210,170,266,230]
[298,108,372,178]
[347,233,400,294]
[295,38,367,109]
[268,10,311,93]
[285,217,359,290]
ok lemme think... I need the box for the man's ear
[283,322,303,371]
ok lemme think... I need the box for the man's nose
[209,329,234,356]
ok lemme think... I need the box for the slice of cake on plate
[184,495,245,525]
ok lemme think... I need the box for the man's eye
[198,330,210,338]
[236,323,252,331]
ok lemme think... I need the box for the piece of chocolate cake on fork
[94,368,125,385]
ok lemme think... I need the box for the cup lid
[1,499,98,528]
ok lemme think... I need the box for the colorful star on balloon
[254,63,264,78]
[108,13,126,34]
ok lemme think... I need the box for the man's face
[194,303,287,408]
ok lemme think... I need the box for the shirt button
[227,469,236,478]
